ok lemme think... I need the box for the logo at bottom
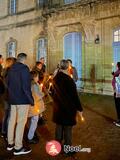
[46,140,61,156]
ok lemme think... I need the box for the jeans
[55,124,72,145]
[2,101,10,135]
[114,93,120,120]
[28,115,39,140]
[8,105,29,150]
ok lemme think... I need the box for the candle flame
[81,116,85,122]
[37,109,40,113]
[49,75,52,79]
[40,83,43,87]
[49,82,52,86]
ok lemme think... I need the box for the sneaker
[115,122,120,127]
[113,120,120,124]
[28,137,39,144]
[14,147,32,156]
[1,133,7,138]
[7,144,14,151]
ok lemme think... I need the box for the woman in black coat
[52,59,83,150]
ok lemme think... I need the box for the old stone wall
[0,0,120,94]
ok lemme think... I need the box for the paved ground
[0,93,120,160]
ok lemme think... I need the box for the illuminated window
[9,0,17,15]
[7,41,16,57]
[113,29,120,65]
[64,32,82,81]
[36,38,47,62]
[64,0,80,4]
[114,29,120,42]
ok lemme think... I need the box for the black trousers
[55,124,72,145]
[114,93,120,120]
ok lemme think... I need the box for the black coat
[52,71,83,126]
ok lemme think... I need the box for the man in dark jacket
[52,59,83,153]
[6,53,34,155]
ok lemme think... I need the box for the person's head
[36,61,43,70]
[30,71,39,83]
[0,55,3,64]
[5,57,16,68]
[17,53,27,64]
[67,59,72,66]
[117,62,120,69]
[59,59,69,71]
[40,57,45,64]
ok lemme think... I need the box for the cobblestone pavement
[0,94,120,160]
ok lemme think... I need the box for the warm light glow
[112,63,114,66]
[49,82,52,86]
[49,75,52,79]
[81,116,85,122]
[37,109,40,113]
[70,74,73,78]
[40,83,43,87]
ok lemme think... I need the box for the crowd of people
[0,53,83,156]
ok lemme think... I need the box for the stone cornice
[0,16,44,31]
[0,7,35,20]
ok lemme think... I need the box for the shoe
[113,120,120,124]
[115,122,120,127]
[1,133,7,138]
[14,147,32,155]
[34,132,39,140]
[113,120,120,127]
[7,144,14,151]
[28,137,39,144]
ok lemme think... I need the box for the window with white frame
[36,38,47,62]
[64,0,80,4]
[7,41,16,57]
[9,0,17,15]
[114,29,120,42]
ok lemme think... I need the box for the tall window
[113,28,120,66]
[9,0,17,15]
[36,38,47,62]
[114,29,120,42]
[64,32,82,86]
[64,0,80,4]
[7,41,16,57]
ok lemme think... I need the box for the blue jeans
[28,115,39,140]
[2,101,10,135]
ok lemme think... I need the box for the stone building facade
[0,0,120,95]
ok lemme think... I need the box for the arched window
[7,40,16,57]
[63,32,82,85]
[36,38,47,62]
